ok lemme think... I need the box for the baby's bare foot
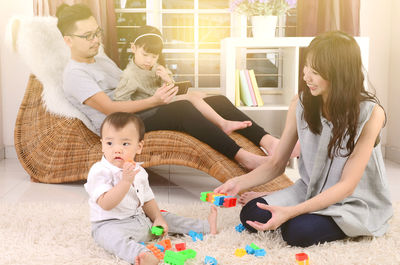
[238,191,271,205]
[208,205,218,235]
[222,120,252,135]
[135,251,159,265]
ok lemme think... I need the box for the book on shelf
[238,70,255,106]
[244,69,258,106]
[248,69,264,106]
[235,69,240,107]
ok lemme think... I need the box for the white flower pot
[251,15,278,38]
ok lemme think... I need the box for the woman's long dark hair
[120,25,165,69]
[299,31,383,159]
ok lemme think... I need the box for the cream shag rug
[1,201,399,265]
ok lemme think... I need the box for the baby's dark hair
[121,25,165,68]
[100,112,145,141]
[56,3,93,36]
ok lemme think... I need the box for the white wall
[386,0,400,163]
[0,1,33,158]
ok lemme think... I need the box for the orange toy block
[207,192,227,203]
[159,239,172,250]
[146,244,164,260]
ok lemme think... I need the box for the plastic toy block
[139,241,146,245]
[235,224,245,232]
[209,193,227,203]
[245,245,255,254]
[146,244,164,260]
[296,253,309,265]
[159,239,172,250]
[205,255,218,265]
[180,249,197,259]
[151,225,164,236]
[249,243,260,250]
[200,191,212,202]
[164,250,186,265]
[222,197,237,208]
[188,230,203,242]
[160,209,168,212]
[213,196,226,206]
[154,244,165,252]
[234,248,246,257]
[254,249,266,257]
[175,243,186,251]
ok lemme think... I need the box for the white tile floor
[0,158,399,204]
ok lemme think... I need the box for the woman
[215,31,393,247]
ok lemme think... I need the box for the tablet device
[175,81,192,95]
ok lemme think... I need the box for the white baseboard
[385,145,400,164]
[5,145,17,159]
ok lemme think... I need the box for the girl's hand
[246,203,293,231]
[121,161,140,185]
[152,83,178,105]
[214,177,241,196]
[155,65,173,84]
[153,216,169,236]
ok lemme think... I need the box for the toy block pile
[200,191,237,207]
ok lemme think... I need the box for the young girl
[85,112,218,265]
[112,25,299,170]
[215,31,393,247]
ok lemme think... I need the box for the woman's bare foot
[238,191,271,205]
[235,148,269,171]
[221,120,252,135]
[135,251,159,265]
[207,205,218,234]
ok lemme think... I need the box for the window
[115,0,296,92]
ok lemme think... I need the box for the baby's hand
[122,160,140,185]
[155,65,173,83]
[153,216,169,236]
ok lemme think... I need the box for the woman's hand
[152,83,178,105]
[246,203,294,231]
[153,216,169,236]
[155,65,173,84]
[214,177,241,196]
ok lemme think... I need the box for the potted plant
[230,0,297,38]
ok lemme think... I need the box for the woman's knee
[240,197,271,233]
[281,220,316,247]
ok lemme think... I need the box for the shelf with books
[220,37,369,110]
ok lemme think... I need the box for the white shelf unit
[220,37,369,110]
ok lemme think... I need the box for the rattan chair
[14,75,293,192]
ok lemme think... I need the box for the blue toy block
[245,245,255,254]
[235,224,245,232]
[213,196,226,206]
[188,230,203,242]
[254,248,266,257]
[154,244,165,252]
[205,255,218,265]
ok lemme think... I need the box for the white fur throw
[7,16,97,132]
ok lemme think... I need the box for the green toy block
[151,225,164,236]
[180,249,197,259]
[200,191,212,202]
[250,243,261,250]
[164,250,186,265]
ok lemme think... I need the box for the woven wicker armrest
[14,75,292,192]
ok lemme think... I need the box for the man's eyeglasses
[70,28,103,41]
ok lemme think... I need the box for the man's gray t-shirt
[63,55,122,135]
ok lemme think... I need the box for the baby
[85,112,217,265]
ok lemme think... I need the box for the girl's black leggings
[142,95,268,159]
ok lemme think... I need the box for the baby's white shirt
[84,156,155,222]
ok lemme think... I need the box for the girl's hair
[100,112,145,141]
[299,31,384,158]
[121,25,165,68]
[56,3,93,36]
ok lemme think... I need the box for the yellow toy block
[234,248,246,257]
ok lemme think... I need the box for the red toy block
[296,252,309,265]
[223,197,237,207]
[175,243,186,251]
[159,239,172,250]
